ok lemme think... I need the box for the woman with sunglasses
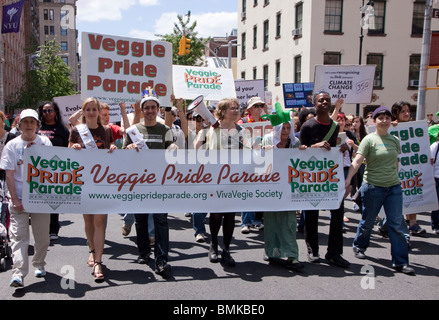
[38,102,70,241]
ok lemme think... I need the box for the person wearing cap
[0,109,53,288]
[345,106,415,275]
[238,96,267,234]
[123,89,176,279]
[427,112,436,127]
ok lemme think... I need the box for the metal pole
[357,0,365,116]
[417,0,433,120]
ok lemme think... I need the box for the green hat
[261,102,290,127]
[428,124,439,144]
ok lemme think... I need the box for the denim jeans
[241,212,262,227]
[125,213,154,237]
[134,213,169,265]
[353,183,409,267]
[431,178,439,230]
[192,212,207,236]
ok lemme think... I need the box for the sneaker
[35,267,46,278]
[49,233,58,241]
[195,233,206,243]
[136,253,151,264]
[253,223,264,231]
[122,224,132,236]
[433,229,439,235]
[409,223,426,236]
[208,244,218,263]
[286,258,304,270]
[394,265,415,275]
[221,250,236,267]
[155,262,172,278]
[325,253,350,268]
[308,253,320,263]
[353,247,366,259]
[10,276,23,288]
[241,226,250,234]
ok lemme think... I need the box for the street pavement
[0,199,438,302]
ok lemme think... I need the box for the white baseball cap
[19,109,39,123]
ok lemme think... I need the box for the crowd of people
[0,89,437,289]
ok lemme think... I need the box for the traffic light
[178,36,191,56]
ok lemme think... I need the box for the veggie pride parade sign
[81,32,173,105]
[22,147,346,214]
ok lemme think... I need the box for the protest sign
[235,79,265,109]
[283,82,314,109]
[314,65,375,104]
[81,32,173,105]
[22,147,344,214]
[173,65,236,100]
[368,121,438,214]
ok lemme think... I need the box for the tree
[156,11,208,66]
[10,39,77,111]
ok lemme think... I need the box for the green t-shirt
[123,123,174,150]
[357,132,401,187]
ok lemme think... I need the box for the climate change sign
[81,32,173,105]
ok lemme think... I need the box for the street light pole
[417,0,433,120]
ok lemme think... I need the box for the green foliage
[156,11,209,66]
[9,39,77,111]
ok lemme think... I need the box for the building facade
[238,0,439,118]
[38,0,79,90]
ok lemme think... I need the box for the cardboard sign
[314,65,376,104]
[173,65,236,100]
[81,32,173,105]
[235,79,265,109]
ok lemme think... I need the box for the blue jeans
[192,212,207,236]
[241,212,262,227]
[431,178,439,230]
[125,213,154,237]
[353,183,409,267]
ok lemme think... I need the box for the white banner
[81,32,173,105]
[314,65,376,104]
[22,147,345,214]
[172,65,236,100]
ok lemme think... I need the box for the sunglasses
[253,104,265,109]
[42,109,54,114]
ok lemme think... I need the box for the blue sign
[283,82,314,109]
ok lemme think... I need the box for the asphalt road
[0,199,438,304]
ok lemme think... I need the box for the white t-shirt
[0,135,52,199]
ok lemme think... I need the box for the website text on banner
[81,32,173,105]
[22,147,345,214]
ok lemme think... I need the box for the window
[253,67,257,80]
[408,54,421,88]
[241,71,246,80]
[263,65,269,90]
[61,26,67,36]
[62,57,68,65]
[324,0,343,33]
[242,0,246,20]
[253,26,257,49]
[294,55,302,83]
[367,54,384,88]
[49,9,54,20]
[61,10,68,21]
[368,0,386,35]
[263,20,269,50]
[264,0,269,6]
[44,9,48,20]
[276,12,281,38]
[44,25,49,35]
[61,41,68,51]
[295,2,303,30]
[412,1,425,36]
[49,26,55,35]
[254,0,258,6]
[275,60,281,85]
[241,32,246,59]
[324,52,341,65]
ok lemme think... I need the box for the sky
[76,0,238,45]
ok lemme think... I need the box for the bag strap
[322,120,337,142]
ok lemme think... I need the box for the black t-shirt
[39,123,70,147]
[299,118,340,147]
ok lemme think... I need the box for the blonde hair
[81,97,102,125]
[214,97,239,121]
[0,111,5,122]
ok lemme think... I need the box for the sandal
[92,261,104,282]
[87,250,95,267]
